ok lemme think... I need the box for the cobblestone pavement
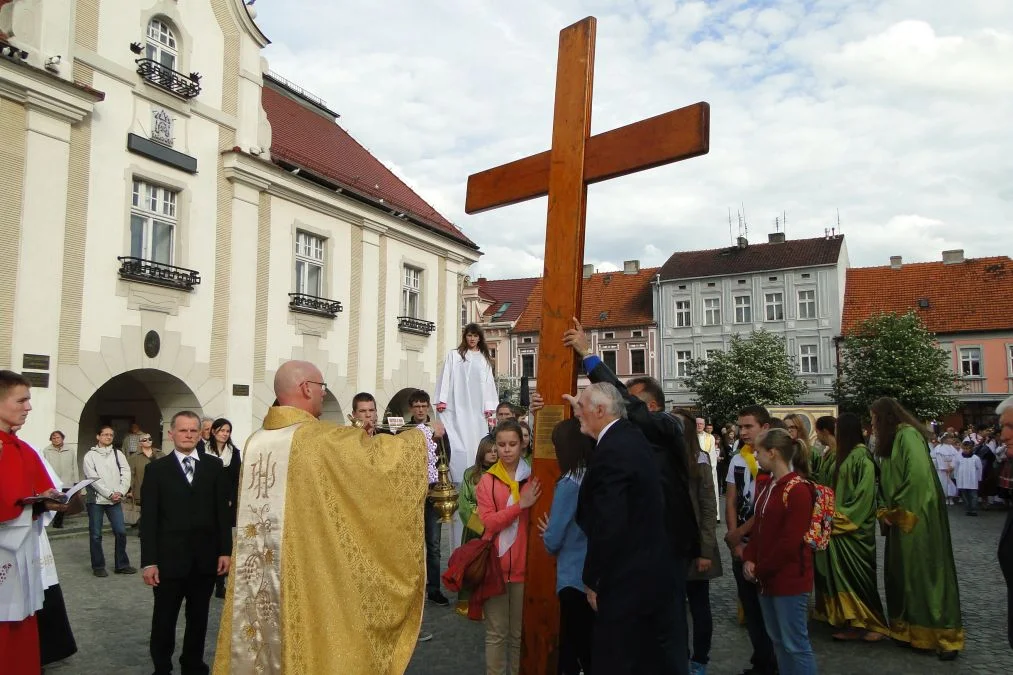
[47,504,1012,674]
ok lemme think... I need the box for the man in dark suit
[141,411,231,675]
[998,397,1013,650]
[565,319,698,675]
[574,382,674,674]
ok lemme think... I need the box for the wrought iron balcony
[289,292,343,318]
[397,316,435,336]
[117,257,200,291]
[135,58,201,99]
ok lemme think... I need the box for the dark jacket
[1001,508,1013,649]
[587,361,701,560]
[140,451,232,578]
[577,419,672,610]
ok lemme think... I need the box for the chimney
[767,232,785,244]
[623,260,640,275]
[582,263,594,279]
[890,256,902,270]
[736,236,748,249]
[942,249,964,265]
[476,277,487,284]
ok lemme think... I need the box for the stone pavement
[46,505,1012,674]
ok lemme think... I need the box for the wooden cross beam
[464,16,710,674]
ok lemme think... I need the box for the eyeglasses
[305,381,328,394]
[140,437,152,442]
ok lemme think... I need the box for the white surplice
[32,447,63,589]
[435,349,498,549]
[698,432,720,522]
[0,508,46,621]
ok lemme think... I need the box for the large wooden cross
[465,16,710,674]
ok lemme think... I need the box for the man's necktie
[183,456,194,484]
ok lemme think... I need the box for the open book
[19,478,97,505]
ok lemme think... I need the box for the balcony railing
[117,257,200,291]
[135,58,201,99]
[954,376,985,395]
[288,292,342,318]
[397,316,435,336]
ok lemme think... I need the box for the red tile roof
[842,256,1013,335]
[659,235,844,280]
[513,267,659,333]
[476,277,539,323]
[261,80,476,248]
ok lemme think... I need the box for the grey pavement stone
[46,506,1013,674]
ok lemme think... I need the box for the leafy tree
[686,329,808,426]
[496,374,520,406]
[833,311,959,419]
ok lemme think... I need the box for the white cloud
[253,1,1013,279]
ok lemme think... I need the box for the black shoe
[93,568,108,577]
[115,566,137,575]
[938,650,959,661]
[215,586,227,599]
[427,590,450,607]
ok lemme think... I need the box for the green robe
[814,444,888,633]
[878,425,964,651]
[811,445,835,617]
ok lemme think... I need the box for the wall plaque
[144,330,161,358]
[232,384,250,396]
[151,107,174,146]
[22,354,50,370]
[22,372,50,388]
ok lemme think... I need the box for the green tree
[833,311,959,419]
[686,329,808,426]
[496,374,520,406]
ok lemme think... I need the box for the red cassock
[0,430,55,675]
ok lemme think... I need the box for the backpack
[781,475,835,551]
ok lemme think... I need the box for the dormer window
[146,19,178,71]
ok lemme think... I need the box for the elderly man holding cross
[465,15,709,673]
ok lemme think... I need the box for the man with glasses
[214,361,446,673]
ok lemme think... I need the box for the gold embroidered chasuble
[213,406,430,675]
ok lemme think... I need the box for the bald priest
[213,361,440,675]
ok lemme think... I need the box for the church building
[0,0,479,461]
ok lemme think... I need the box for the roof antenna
[783,210,787,237]
[836,208,842,235]
[728,207,733,245]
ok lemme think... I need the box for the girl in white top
[435,323,499,550]
[954,441,983,516]
[933,435,960,504]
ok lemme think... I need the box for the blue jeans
[87,502,130,571]
[959,488,978,514]
[423,498,442,593]
[757,593,818,675]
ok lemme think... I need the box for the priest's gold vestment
[213,406,429,674]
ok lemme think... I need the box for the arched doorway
[77,369,203,464]
[320,390,344,425]
[383,387,423,423]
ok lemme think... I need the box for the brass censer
[427,447,459,524]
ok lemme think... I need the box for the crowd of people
[1,316,1012,675]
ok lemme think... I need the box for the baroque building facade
[0,0,479,461]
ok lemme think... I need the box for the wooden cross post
[465,16,710,674]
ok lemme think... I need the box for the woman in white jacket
[82,426,135,576]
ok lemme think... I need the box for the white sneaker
[418,631,433,643]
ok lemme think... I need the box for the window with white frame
[1008,345,1013,376]
[631,349,646,375]
[602,350,617,374]
[402,265,422,318]
[130,179,177,264]
[632,330,643,338]
[764,292,784,321]
[704,297,721,325]
[146,18,179,70]
[675,300,691,327]
[489,348,497,374]
[798,289,816,320]
[294,231,325,296]
[800,344,818,374]
[734,295,751,323]
[675,350,692,377]
[603,332,615,339]
[959,347,982,377]
[521,354,535,378]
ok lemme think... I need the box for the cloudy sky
[252,1,1012,279]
